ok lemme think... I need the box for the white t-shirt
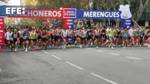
[63,30,67,37]
[82,30,87,38]
[5,32,13,40]
[128,29,133,37]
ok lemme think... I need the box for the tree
[135,0,150,21]
[0,0,8,2]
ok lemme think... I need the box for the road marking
[90,72,118,84]
[125,56,142,61]
[42,51,62,61]
[109,53,120,56]
[42,50,49,54]
[51,55,62,61]
[65,61,84,70]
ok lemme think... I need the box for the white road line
[109,53,120,56]
[42,50,49,54]
[126,56,142,61]
[51,55,62,60]
[90,72,118,84]
[65,61,84,70]
[42,51,62,61]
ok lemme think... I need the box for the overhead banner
[0,6,121,19]
[0,6,132,29]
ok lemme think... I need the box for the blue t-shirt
[23,31,29,39]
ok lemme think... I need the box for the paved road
[0,47,150,84]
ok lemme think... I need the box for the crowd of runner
[5,26,150,52]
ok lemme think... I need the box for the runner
[122,29,130,48]
[81,28,87,47]
[29,27,37,50]
[87,29,93,47]
[75,29,82,48]
[62,29,68,48]
[139,29,145,47]
[128,28,134,47]
[133,28,140,46]
[100,27,107,47]
[5,28,13,51]
[12,29,20,52]
[23,28,30,52]
[94,28,100,48]
[37,28,42,48]
[41,28,48,49]
[105,27,114,49]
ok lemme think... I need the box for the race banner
[77,10,121,19]
[0,17,5,48]
[0,6,132,29]
[0,6,121,19]
[0,6,63,18]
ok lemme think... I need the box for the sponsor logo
[119,5,132,19]
[63,8,76,19]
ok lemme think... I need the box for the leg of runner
[14,38,18,52]
[25,39,29,52]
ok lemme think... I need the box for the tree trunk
[136,0,149,21]
[145,21,149,27]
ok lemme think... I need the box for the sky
[8,0,21,5]
[0,0,20,5]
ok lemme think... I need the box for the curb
[144,44,150,48]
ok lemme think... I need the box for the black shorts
[38,36,42,40]
[95,36,100,39]
[57,36,62,40]
[13,38,17,43]
[81,37,86,41]
[10,40,14,44]
[87,36,92,40]
[53,35,58,41]
[20,37,23,43]
[6,40,10,44]
[23,38,29,42]
[42,38,47,42]
[30,39,36,42]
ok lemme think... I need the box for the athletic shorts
[81,37,86,41]
[13,38,17,43]
[42,38,47,42]
[30,39,36,42]
[6,40,11,44]
[133,36,139,42]
[23,38,29,42]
